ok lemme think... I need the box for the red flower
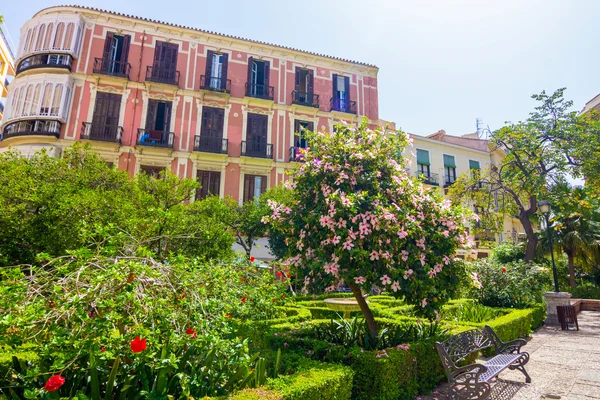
[281,295,286,299]
[127,273,135,283]
[179,293,186,299]
[501,267,507,273]
[44,375,65,392]
[273,298,277,302]
[276,271,283,277]
[100,347,106,353]
[225,313,232,318]
[241,297,247,303]
[286,273,291,278]
[185,328,197,338]
[130,336,147,353]
[250,256,255,262]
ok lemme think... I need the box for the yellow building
[0,23,15,121]
[403,129,525,258]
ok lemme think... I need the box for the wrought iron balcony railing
[200,75,231,93]
[289,146,307,162]
[93,58,131,79]
[137,129,174,148]
[245,83,274,100]
[415,171,439,186]
[241,140,273,159]
[145,66,180,86]
[291,90,319,108]
[2,119,61,140]
[16,54,73,75]
[330,97,357,114]
[80,122,123,144]
[193,136,228,154]
[444,174,456,187]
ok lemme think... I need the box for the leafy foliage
[491,242,525,264]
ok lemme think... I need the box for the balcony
[415,171,439,186]
[16,54,73,75]
[245,83,274,100]
[289,146,306,162]
[145,66,180,86]
[330,97,357,114]
[93,58,131,79]
[193,136,228,154]
[291,90,319,108]
[200,75,231,93]
[80,122,123,144]
[242,140,273,159]
[4,78,9,88]
[2,119,61,140]
[444,175,456,188]
[0,103,4,114]
[137,129,174,148]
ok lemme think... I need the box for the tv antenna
[476,118,492,140]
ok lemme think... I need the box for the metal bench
[435,325,531,400]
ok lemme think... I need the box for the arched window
[10,87,21,117]
[51,84,63,116]
[35,24,46,51]
[28,26,38,53]
[53,23,64,50]
[23,29,32,55]
[40,83,53,115]
[43,23,54,50]
[30,84,42,116]
[63,23,74,50]
[22,85,34,117]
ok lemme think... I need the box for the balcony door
[144,99,172,142]
[246,113,268,156]
[332,74,350,111]
[294,120,313,149]
[205,51,228,90]
[153,41,179,81]
[295,68,314,103]
[199,107,225,152]
[102,32,130,74]
[247,57,270,97]
[91,92,121,140]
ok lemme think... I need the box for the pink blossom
[355,276,367,284]
[403,268,413,280]
[370,251,380,261]
[332,236,341,245]
[380,275,392,285]
[420,253,426,266]
[443,255,451,265]
[342,240,354,251]
[397,229,408,239]
[401,250,409,262]
[428,269,436,278]
[442,230,450,237]
[337,218,347,228]
[381,252,391,260]
[416,238,426,250]
[434,310,441,322]
[391,281,401,292]
[421,298,428,308]
[324,263,339,275]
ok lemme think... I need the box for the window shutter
[263,61,270,89]
[243,175,253,203]
[168,43,178,73]
[205,50,214,78]
[212,172,221,196]
[145,100,157,131]
[221,53,228,90]
[247,56,254,86]
[332,74,338,97]
[294,119,301,134]
[344,76,350,99]
[443,154,456,168]
[308,121,314,131]
[416,149,430,165]
[153,41,164,66]
[469,160,481,170]
[163,102,172,132]
[121,35,131,63]
[102,32,114,60]
[308,69,314,94]
[295,67,301,91]
[260,175,267,195]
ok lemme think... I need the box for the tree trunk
[519,211,538,262]
[567,251,576,288]
[348,283,378,339]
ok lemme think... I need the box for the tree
[449,89,578,262]
[264,120,471,338]
[221,196,270,259]
[569,111,600,195]
[542,184,600,287]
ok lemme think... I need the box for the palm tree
[540,186,600,288]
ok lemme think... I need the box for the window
[295,68,313,95]
[243,174,267,203]
[294,120,313,149]
[205,51,228,90]
[469,160,481,170]
[443,154,456,186]
[140,165,164,178]
[201,107,224,138]
[245,113,268,156]
[151,41,179,82]
[247,57,270,97]
[53,23,64,50]
[196,170,221,200]
[35,24,46,51]
[145,100,172,132]
[416,149,431,177]
[44,23,54,50]
[101,33,131,74]
[90,92,122,139]
[332,74,350,111]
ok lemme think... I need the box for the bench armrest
[451,363,488,384]
[498,338,526,354]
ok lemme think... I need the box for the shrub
[491,242,525,263]
[569,282,600,299]
[268,362,354,400]
[468,259,549,308]
[441,300,507,323]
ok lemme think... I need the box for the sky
[1,0,599,137]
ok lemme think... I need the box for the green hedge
[268,362,354,400]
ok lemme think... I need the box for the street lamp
[539,200,559,292]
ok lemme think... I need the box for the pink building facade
[1,6,389,204]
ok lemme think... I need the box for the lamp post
[539,200,559,292]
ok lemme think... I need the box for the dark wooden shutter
[210,172,221,196]
[163,102,172,132]
[205,50,214,79]
[167,43,178,79]
[121,35,131,63]
[243,175,253,203]
[92,92,121,136]
[307,121,314,131]
[308,69,314,94]
[201,107,224,138]
[247,56,254,86]
[221,53,228,90]
[153,41,164,67]
[294,119,301,134]
[260,175,267,195]
[102,32,114,60]
[145,100,157,130]
[263,61,270,90]
[332,74,338,98]
[344,76,350,99]
[295,67,301,91]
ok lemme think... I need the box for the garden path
[419,311,600,400]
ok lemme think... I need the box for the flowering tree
[264,120,473,338]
